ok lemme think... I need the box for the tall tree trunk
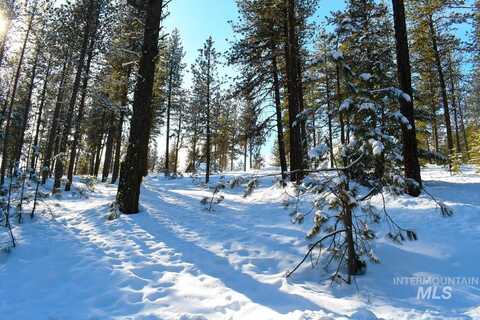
[173,111,183,174]
[55,0,96,191]
[429,16,454,166]
[42,56,70,184]
[102,123,114,182]
[243,140,247,172]
[205,45,211,184]
[111,73,129,184]
[30,57,52,173]
[15,43,40,164]
[164,64,173,175]
[0,6,35,185]
[447,53,461,154]
[93,135,104,178]
[65,29,97,191]
[459,98,469,156]
[429,77,439,157]
[325,52,334,168]
[271,48,288,181]
[117,0,164,214]
[392,0,422,195]
[284,0,304,182]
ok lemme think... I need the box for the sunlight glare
[0,13,8,36]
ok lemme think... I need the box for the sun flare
[0,14,8,36]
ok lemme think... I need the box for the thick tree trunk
[284,0,304,182]
[392,0,422,195]
[117,0,164,214]
[271,49,288,181]
[429,16,454,165]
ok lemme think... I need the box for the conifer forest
[1,0,480,319]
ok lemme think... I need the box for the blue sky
[163,0,346,86]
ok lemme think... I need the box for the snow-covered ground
[1,166,479,320]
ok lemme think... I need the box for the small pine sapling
[201,180,225,212]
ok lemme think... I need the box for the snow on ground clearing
[0,166,479,319]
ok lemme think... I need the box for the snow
[1,166,480,319]
[308,144,328,159]
[359,73,372,81]
[331,49,344,61]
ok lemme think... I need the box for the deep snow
[1,166,479,320]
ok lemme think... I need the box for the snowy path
[1,167,480,319]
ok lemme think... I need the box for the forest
[0,0,480,319]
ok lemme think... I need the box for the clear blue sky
[163,0,346,86]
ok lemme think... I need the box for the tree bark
[271,47,288,181]
[30,57,52,174]
[205,41,212,184]
[284,0,304,182]
[15,43,40,164]
[392,0,422,195]
[429,16,454,166]
[42,56,70,184]
[102,122,114,182]
[65,26,97,191]
[117,0,164,214]
[111,71,129,184]
[0,6,36,184]
[55,0,96,192]
[164,63,173,175]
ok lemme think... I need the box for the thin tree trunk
[42,56,70,184]
[0,5,36,185]
[30,57,52,173]
[447,53,461,154]
[459,98,469,155]
[65,28,97,191]
[55,0,96,191]
[102,123,114,182]
[164,64,173,175]
[173,111,183,174]
[205,44,211,184]
[271,48,288,181]
[429,16,454,166]
[111,68,130,184]
[15,44,40,164]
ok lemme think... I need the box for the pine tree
[117,0,165,214]
[191,37,220,183]
[392,0,422,195]
[163,28,185,176]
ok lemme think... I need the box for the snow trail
[1,166,480,319]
